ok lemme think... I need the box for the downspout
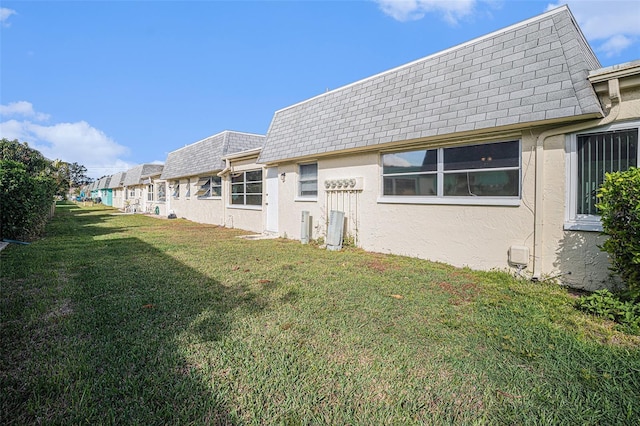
[217,158,232,178]
[217,159,232,227]
[531,79,621,280]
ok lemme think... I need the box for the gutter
[217,158,231,178]
[531,79,622,281]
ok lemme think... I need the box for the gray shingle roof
[122,164,164,186]
[160,131,265,180]
[107,171,126,189]
[96,176,111,189]
[258,6,603,164]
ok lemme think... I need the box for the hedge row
[0,159,57,241]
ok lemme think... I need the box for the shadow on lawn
[2,203,268,425]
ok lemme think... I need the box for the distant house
[121,164,164,213]
[96,176,113,206]
[159,131,265,229]
[141,168,167,216]
[108,171,127,209]
[256,5,640,290]
[89,180,100,201]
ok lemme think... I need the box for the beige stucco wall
[165,177,226,225]
[274,133,538,274]
[112,188,125,209]
[162,155,265,234]
[539,86,640,290]
[270,123,633,290]
[539,133,615,290]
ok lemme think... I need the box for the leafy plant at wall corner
[575,289,640,334]
[0,138,57,240]
[596,167,640,294]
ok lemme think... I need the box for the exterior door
[265,167,279,233]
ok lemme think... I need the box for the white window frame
[378,140,522,206]
[229,169,263,210]
[185,178,191,199]
[297,162,318,201]
[147,184,154,202]
[196,176,222,199]
[564,120,639,232]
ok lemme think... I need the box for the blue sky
[1,1,639,179]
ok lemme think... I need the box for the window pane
[231,183,244,194]
[383,174,437,196]
[300,180,317,192]
[246,195,262,206]
[577,129,638,215]
[246,182,262,194]
[231,194,244,204]
[300,163,318,179]
[444,141,519,171]
[212,176,222,186]
[246,170,262,182]
[158,183,166,202]
[211,185,221,197]
[443,170,519,196]
[299,163,318,196]
[383,149,437,174]
[231,173,245,184]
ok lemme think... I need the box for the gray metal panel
[258,7,603,164]
[160,131,265,180]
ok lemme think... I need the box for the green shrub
[597,167,640,292]
[0,159,56,240]
[576,289,640,333]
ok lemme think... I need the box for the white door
[265,167,279,233]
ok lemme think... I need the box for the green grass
[1,202,639,425]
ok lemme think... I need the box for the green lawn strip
[1,202,639,424]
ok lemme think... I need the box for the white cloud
[0,7,16,27]
[546,1,639,58]
[383,154,412,167]
[599,34,633,58]
[0,103,133,179]
[375,0,477,24]
[0,101,51,121]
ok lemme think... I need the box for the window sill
[196,197,222,200]
[295,197,318,202]
[563,220,603,232]
[227,204,262,211]
[377,196,521,207]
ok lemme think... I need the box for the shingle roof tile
[160,131,264,180]
[122,164,164,187]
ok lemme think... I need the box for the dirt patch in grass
[44,299,73,321]
[437,281,480,305]
[365,254,400,273]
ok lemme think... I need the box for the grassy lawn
[1,202,639,425]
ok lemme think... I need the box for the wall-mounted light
[280,172,286,182]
